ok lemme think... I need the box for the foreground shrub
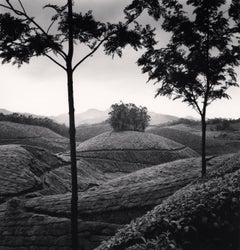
[97,165,240,250]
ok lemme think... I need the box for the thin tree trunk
[67,0,79,249]
[67,69,79,250]
[201,1,209,178]
[201,113,207,177]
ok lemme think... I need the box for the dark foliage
[108,102,150,132]
[0,1,161,248]
[97,154,240,250]
[0,112,69,137]
[136,0,240,177]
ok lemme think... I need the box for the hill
[53,109,179,126]
[0,152,239,249]
[0,112,69,137]
[0,121,69,153]
[0,144,119,204]
[97,155,240,250]
[0,108,12,114]
[0,145,68,204]
[147,120,240,155]
[71,131,199,174]
[149,111,179,125]
[147,126,227,155]
[76,122,111,142]
[53,108,109,126]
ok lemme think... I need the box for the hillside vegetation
[0,144,122,203]
[76,122,111,142]
[0,152,239,250]
[0,145,67,204]
[148,121,240,155]
[147,127,225,155]
[0,112,68,137]
[73,131,199,173]
[0,121,69,152]
[97,153,240,250]
[77,131,194,151]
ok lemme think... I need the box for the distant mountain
[149,112,178,125]
[184,115,199,120]
[0,108,12,115]
[53,109,179,126]
[0,108,45,118]
[53,109,109,126]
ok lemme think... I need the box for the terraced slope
[76,122,111,142]
[0,144,121,203]
[97,158,240,250]
[0,121,68,153]
[0,145,69,204]
[148,125,240,155]
[1,153,239,250]
[73,131,199,173]
[147,127,223,155]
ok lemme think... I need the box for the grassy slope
[0,153,239,249]
[148,123,240,155]
[0,144,118,202]
[77,131,194,151]
[147,126,223,155]
[73,131,199,173]
[97,153,240,250]
[0,145,68,204]
[0,121,69,153]
[76,122,111,142]
[24,153,236,222]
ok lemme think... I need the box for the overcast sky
[0,0,239,118]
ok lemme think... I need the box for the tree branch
[0,3,12,11]
[17,0,26,15]
[43,53,67,71]
[73,11,141,72]
[73,38,106,72]
[47,18,57,34]
[190,89,203,116]
[2,0,67,60]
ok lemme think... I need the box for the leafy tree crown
[108,102,150,132]
[137,0,240,116]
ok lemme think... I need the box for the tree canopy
[0,112,69,137]
[0,1,159,248]
[136,0,240,176]
[108,102,150,132]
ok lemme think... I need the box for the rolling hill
[148,123,240,155]
[147,126,225,155]
[0,152,239,249]
[0,121,69,153]
[0,144,68,204]
[1,110,239,250]
[71,131,199,174]
[97,154,240,250]
[76,122,111,142]
[0,108,12,114]
[0,144,126,205]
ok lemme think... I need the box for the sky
[0,0,239,119]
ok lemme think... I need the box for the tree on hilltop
[108,102,150,132]
[0,0,160,248]
[136,0,240,177]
